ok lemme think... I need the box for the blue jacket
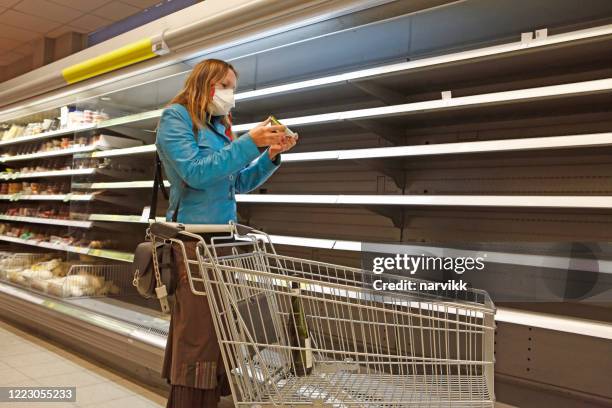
[156,103,280,224]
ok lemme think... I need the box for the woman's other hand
[248,117,286,147]
[269,132,298,160]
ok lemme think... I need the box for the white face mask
[208,88,235,116]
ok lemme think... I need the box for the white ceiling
[0,0,162,66]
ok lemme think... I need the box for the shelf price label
[88,248,134,262]
[140,206,151,222]
[9,194,20,202]
[63,193,73,202]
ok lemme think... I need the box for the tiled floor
[0,319,167,408]
[0,318,515,408]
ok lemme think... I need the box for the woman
[156,59,297,407]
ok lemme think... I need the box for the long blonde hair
[169,59,238,131]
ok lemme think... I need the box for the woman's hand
[269,133,298,160]
[248,117,287,147]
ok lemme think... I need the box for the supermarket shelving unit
[0,1,612,406]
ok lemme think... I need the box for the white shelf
[323,133,612,161]
[88,144,156,158]
[232,78,612,132]
[89,214,165,223]
[77,132,612,163]
[97,109,163,128]
[67,76,612,164]
[495,307,612,340]
[0,124,96,147]
[0,215,92,228]
[2,23,606,152]
[0,193,94,202]
[52,214,612,278]
[0,234,133,261]
[0,234,89,254]
[78,185,612,208]
[3,23,612,133]
[236,23,612,101]
[1,145,96,163]
[79,180,168,189]
[1,135,142,163]
[236,194,612,209]
[0,168,96,180]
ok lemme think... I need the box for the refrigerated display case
[0,0,611,406]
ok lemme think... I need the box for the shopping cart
[149,222,496,407]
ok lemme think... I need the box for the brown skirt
[162,236,232,407]
[166,384,220,408]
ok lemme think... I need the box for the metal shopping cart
[149,222,496,407]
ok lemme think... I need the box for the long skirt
[162,236,232,408]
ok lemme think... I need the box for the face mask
[208,87,235,116]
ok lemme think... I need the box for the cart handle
[149,222,235,238]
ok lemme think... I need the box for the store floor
[0,319,234,408]
[0,318,515,408]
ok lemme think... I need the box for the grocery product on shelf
[0,254,124,299]
[0,222,118,248]
[1,181,71,195]
[0,133,141,160]
[0,107,110,143]
[1,204,71,219]
[0,124,26,141]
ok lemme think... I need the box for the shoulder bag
[131,152,177,313]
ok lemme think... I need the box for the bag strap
[150,122,199,223]
[149,152,170,221]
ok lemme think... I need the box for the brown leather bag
[131,153,177,313]
[132,240,176,300]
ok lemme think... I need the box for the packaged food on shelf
[0,124,26,141]
[0,252,53,281]
[1,133,141,160]
[0,253,124,299]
